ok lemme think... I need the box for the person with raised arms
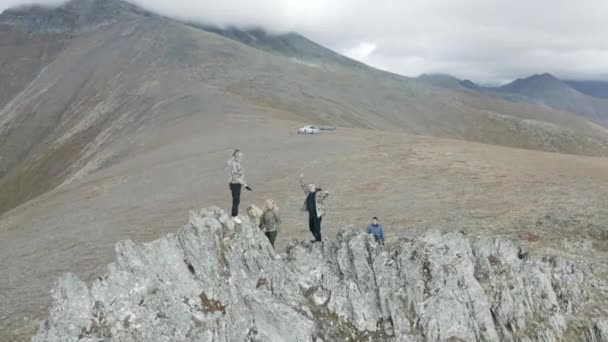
[299,173,329,242]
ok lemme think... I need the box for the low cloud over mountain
[2,0,608,83]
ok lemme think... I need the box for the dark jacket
[300,178,329,218]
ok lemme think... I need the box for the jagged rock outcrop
[34,207,608,341]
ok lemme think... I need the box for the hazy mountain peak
[416,73,464,89]
[500,72,568,94]
[495,72,608,123]
[0,0,146,33]
[459,79,483,91]
[191,24,371,70]
[510,73,561,86]
[528,72,560,82]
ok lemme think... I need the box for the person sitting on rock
[367,217,385,244]
[259,199,281,249]
[300,173,329,242]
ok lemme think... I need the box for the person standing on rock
[367,217,385,244]
[228,149,251,224]
[259,199,281,249]
[300,173,329,242]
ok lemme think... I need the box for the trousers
[229,183,241,217]
[308,214,322,242]
[265,231,277,248]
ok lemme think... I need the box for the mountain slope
[425,74,608,125]
[565,80,608,99]
[497,73,608,123]
[416,73,469,91]
[0,26,69,110]
[3,2,608,341]
[1,0,608,216]
[459,79,485,92]
[196,25,371,71]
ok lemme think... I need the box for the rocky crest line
[34,207,608,341]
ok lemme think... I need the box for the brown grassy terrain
[1,115,608,340]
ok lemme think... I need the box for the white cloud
[2,0,608,82]
[342,42,376,60]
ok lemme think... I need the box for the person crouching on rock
[228,149,252,224]
[367,217,385,245]
[259,199,281,249]
[300,173,329,242]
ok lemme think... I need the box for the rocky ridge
[33,207,608,341]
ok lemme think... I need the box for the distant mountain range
[564,80,608,99]
[419,73,608,124]
[3,3,608,339]
[1,0,608,216]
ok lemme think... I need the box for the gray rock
[34,207,608,341]
[589,225,608,241]
[586,320,608,342]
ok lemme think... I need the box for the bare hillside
[2,116,608,340]
[1,2,608,339]
[1,0,608,216]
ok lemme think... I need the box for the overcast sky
[2,0,608,83]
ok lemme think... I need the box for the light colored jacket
[228,157,246,185]
[300,178,329,218]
